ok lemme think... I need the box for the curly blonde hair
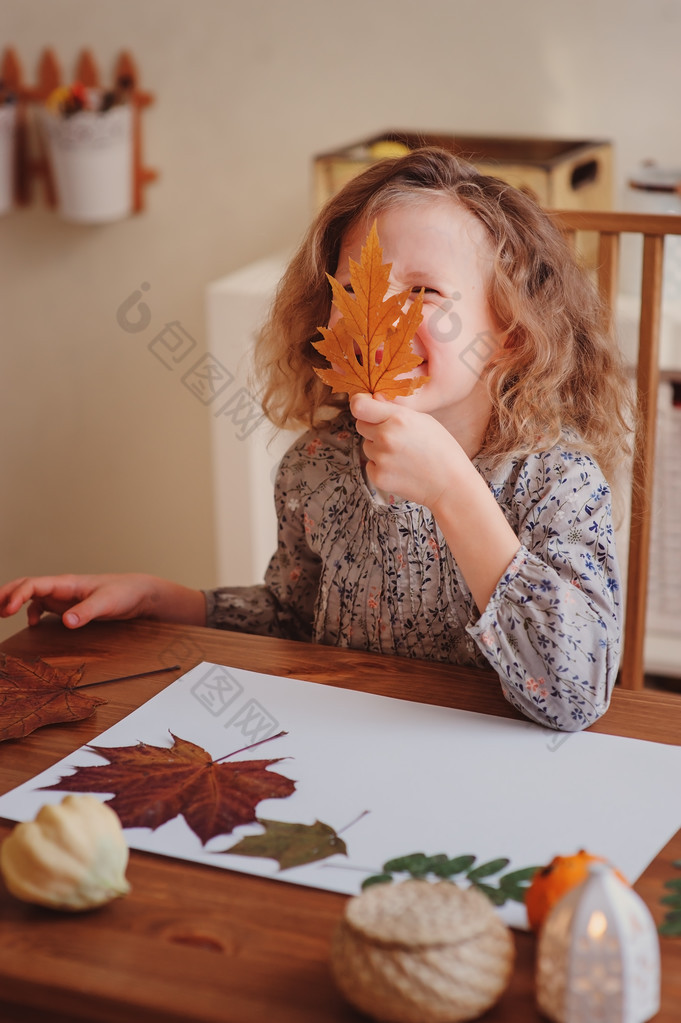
[254,147,633,486]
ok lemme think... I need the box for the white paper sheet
[1,662,680,929]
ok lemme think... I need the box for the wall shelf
[0,46,157,218]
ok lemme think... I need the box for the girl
[0,148,633,732]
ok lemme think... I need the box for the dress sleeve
[205,440,323,641]
[467,448,623,732]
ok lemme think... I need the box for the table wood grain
[1,617,680,1022]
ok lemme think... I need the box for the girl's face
[331,197,503,443]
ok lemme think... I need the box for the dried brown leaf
[313,221,427,398]
[0,654,105,742]
[41,731,297,845]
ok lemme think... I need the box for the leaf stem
[336,809,370,836]
[75,665,181,688]
[214,729,288,763]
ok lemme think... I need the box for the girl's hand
[350,392,521,612]
[0,573,206,629]
[350,392,464,510]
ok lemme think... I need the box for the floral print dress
[205,413,622,732]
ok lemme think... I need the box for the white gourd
[0,794,130,911]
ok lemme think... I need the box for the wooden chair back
[551,210,681,690]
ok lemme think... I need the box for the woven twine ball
[330,880,515,1023]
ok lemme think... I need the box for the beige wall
[1,0,679,641]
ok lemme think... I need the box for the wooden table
[1,617,680,1022]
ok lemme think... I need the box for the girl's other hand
[0,573,206,629]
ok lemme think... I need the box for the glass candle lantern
[536,862,660,1023]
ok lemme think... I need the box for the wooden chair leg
[619,233,664,690]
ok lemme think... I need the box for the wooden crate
[313,130,613,213]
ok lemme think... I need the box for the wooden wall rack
[0,47,157,214]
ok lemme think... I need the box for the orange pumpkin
[525,850,628,932]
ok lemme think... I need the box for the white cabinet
[205,255,294,587]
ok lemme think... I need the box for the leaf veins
[312,221,428,398]
[0,654,105,742]
[41,731,296,845]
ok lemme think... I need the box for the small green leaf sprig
[362,852,540,907]
[659,858,681,937]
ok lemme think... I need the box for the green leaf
[499,866,542,887]
[382,852,429,875]
[660,894,681,907]
[467,858,511,881]
[659,910,681,937]
[223,818,347,871]
[498,883,530,904]
[423,853,449,872]
[361,873,393,889]
[431,854,477,878]
[471,881,507,906]
[498,866,542,903]
[365,850,541,910]
[658,860,681,934]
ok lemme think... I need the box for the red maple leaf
[41,731,296,845]
[0,654,105,742]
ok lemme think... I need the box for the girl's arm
[429,465,521,613]
[2,433,323,641]
[465,446,622,731]
[0,574,207,629]
[351,394,622,732]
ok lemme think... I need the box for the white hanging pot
[536,862,660,1023]
[40,104,133,224]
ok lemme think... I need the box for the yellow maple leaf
[312,221,428,398]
